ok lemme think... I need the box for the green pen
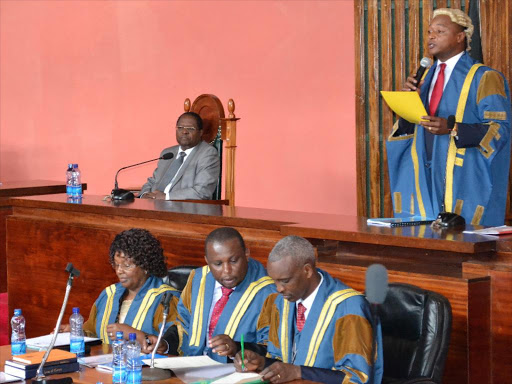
[241,333,245,371]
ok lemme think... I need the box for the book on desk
[4,349,78,379]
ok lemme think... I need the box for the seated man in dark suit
[140,112,220,200]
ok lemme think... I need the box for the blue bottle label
[72,185,82,197]
[11,341,26,355]
[70,338,85,356]
[126,368,142,384]
[112,365,126,384]
[66,185,73,196]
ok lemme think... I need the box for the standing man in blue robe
[235,236,383,384]
[143,227,276,362]
[387,8,511,226]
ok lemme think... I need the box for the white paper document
[141,355,222,370]
[26,332,100,349]
[463,225,512,236]
[174,363,236,383]
[0,372,19,383]
[79,353,113,368]
[211,372,263,383]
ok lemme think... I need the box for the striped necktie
[209,286,233,338]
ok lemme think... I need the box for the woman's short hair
[109,228,167,277]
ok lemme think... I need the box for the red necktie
[429,63,446,115]
[208,286,233,338]
[296,303,306,332]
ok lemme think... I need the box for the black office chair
[165,265,196,292]
[378,283,452,384]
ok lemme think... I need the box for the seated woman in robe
[59,228,179,345]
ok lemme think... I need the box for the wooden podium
[0,180,87,292]
[5,194,512,383]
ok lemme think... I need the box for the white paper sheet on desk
[79,353,113,367]
[142,355,222,370]
[173,363,236,383]
[26,332,100,349]
[211,372,263,383]
[0,372,19,383]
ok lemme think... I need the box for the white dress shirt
[163,146,196,199]
[428,51,464,104]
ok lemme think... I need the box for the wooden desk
[0,181,87,292]
[0,345,316,384]
[5,194,511,384]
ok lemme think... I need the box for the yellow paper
[380,91,428,124]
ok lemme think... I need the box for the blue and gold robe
[83,276,180,343]
[387,52,511,226]
[257,270,383,384]
[176,258,276,362]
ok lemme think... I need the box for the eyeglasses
[176,126,197,133]
[112,262,137,272]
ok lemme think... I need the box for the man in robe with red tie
[387,8,510,226]
[235,236,383,384]
[143,227,275,362]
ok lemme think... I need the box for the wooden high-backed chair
[184,94,239,206]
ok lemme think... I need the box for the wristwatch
[450,122,459,140]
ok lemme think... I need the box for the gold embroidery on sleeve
[477,71,506,104]
[484,111,507,120]
[471,205,485,225]
[393,192,402,214]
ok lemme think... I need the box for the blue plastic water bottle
[126,333,142,384]
[112,331,126,384]
[11,309,26,355]
[69,307,85,357]
[66,164,74,197]
[72,164,82,198]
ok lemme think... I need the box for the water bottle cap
[68,164,73,169]
[73,164,79,168]
[72,307,80,314]
[129,333,136,341]
[116,331,124,339]
[14,309,22,316]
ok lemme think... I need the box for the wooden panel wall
[356,0,512,218]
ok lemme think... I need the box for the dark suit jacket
[140,140,220,200]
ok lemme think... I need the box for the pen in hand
[241,334,245,371]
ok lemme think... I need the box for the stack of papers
[141,356,264,383]
[463,225,512,236]
[26,332,100,350]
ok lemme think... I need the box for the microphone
[365,264,388,384]
[413,57,432,85]
[144,291,174,381]
[33,263,81,384]
[111,153,174,201]
[366,264,389,305]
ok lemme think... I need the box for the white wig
[433,8,474,51]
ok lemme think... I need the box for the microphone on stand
[111,153,174,201]
[142,291,174,381]
[33,263,80,384]
[365,264,389,384]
